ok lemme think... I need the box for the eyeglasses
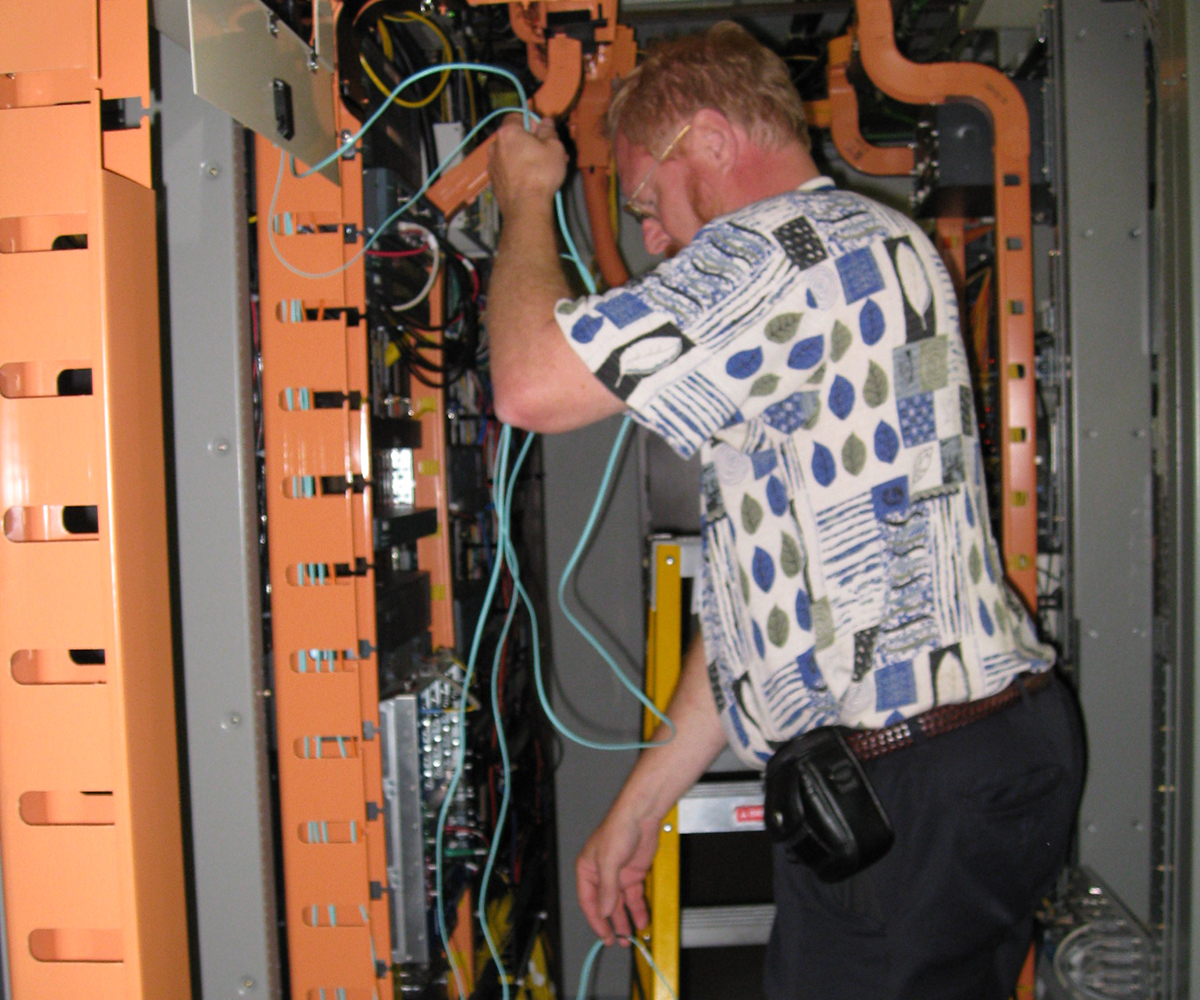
[623,122,692,223]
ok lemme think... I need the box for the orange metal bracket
[827,32,915,177]
[0,2,189,997]
[854,0,1038,608]
[255,121,392,999]
[425,32,583,218]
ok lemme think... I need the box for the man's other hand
[576,804,660,946]
[488,116,568,217]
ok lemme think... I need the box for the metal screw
[308,50,320,73]
[665,556,675,566]
[1083,227,1094,239]
[267,13,279,36]
[238,976,257,995]
[1087,628,1099,639]
[1130,227,1143,238]
[1086,821,1097,833]
[662,823,673,833]
[1077,28,1087,39]
[209,437,231,455]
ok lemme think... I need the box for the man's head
[607,22,815,256]
[606,22,810,156]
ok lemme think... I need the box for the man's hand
[576,803,660,946]
[488,116,568,218]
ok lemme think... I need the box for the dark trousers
[764,673,1085,1000]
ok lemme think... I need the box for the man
[486,22,1084,999]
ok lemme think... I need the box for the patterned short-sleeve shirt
[555,178,1053,767]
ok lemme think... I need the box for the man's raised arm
[486,117,626,432]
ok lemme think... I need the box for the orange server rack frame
[0,2,191,998]
[254,125,396,1000]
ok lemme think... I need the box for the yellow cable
[385,11,453,107]
[361,12,452,110]
[377,18,393,61]
[360,53,440,110]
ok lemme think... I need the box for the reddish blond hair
[606,22,809,153]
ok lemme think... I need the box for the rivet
[662,823,673,833]
[1087,629,1099,639]
[209,437,231,455]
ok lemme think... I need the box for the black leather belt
[844,671,1053,762]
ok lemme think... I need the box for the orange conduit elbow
[582,166,629,288]
[854,0,1038,608]
[827,33,915,177]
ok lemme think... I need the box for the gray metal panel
[680,905,775,949]
[159,34,281,999]
[678,781,764,835]
[188,0,339,182]
[1059,0,1154,921]
[1156,0,1200,992]
[379,693,430,965]
[151,0,191,47]
[543,418,644,1000]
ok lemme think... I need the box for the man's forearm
[612,633,729,826]
[488,199,572,392]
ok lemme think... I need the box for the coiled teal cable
[577,935,679,1000]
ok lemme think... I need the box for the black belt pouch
[763,728,894,882]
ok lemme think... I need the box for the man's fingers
[622,883,650,931]
[576,857,617,945]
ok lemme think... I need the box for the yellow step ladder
[637,536,774,1000]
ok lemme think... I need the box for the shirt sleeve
[554,216,798,459]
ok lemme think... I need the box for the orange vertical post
[255,118,392,997]
[0,2,190,998]
[412,280,457,651]
[854,0,1039,608]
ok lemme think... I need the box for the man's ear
[689,108,738,177]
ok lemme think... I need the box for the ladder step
[680,904,776,948]
[678,780,764,833]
